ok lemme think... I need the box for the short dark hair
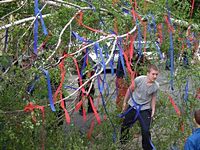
[147,64,159,73]
[194,109,200,125]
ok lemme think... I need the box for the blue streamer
[169,32,174,90]
[40,68,56,112]
[117,41,127,77]
[136,20,143,57]
[151,14,157,34]
[184,79,189,102]
[104,45,114,76]
[27,75,40,94]
[166,1,174,91]
[186,38,191,49]
[34,0,39,54]
[72,31,86,43]
[4,28,8,51]
[33,0,48,54]
[38,8,48,35]
[155,41,164,60]
[64,85,78,90]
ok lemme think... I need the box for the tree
[0,0,200,149]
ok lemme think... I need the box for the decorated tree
[0,0,200,149]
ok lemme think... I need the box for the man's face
[147,69,159,83]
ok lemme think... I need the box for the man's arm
[122,82,134,112]
[151,95,156,117]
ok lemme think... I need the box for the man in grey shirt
[120,64,159,150]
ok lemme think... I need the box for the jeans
[120,106,153,150]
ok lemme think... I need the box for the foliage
[0,0,200,149]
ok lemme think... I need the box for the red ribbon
[168,95,181,116]
[24,102,45,149]
[164,15,175,33]
[77,11,107,35]
[190,0,195,18]
[87,119,95,139]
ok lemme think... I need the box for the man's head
[147,64,159,83]
[194,109,200,126]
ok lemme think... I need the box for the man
[120,64,159,150]
[115,56,129,111]
[184,109,200,150]
[78,49,95,115]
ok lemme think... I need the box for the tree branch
[0,14,51,31]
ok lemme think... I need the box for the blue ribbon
[34,0,39,54]
[27,75,40,94]
[4,28,8,51]
[151,14,157,34]
[155,41,164,60]
[186,38,191,49]
[40,68,56,112]
[64,85,78,90]
[100,91,117,142]
[184,79,189,102]
[136,20,143,57]
[166,1,174,91]
[38,8,48,36]
[34,0,48,54]
[104,45,115,76]
[117,40,127,77]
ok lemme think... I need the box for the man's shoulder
[154,81,160,88]
[135,75,146,80]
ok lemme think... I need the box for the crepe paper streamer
[165,2,175,91]
[155,41,164,60]
[117,41,127,77]
[87,119,95,139]
[24,102,45,150]
[130,8,142,23]
[100,92,117,142]
[89,96,101,124]
[164,15,175,33]
[40,68,56,112]
[77,11,107,35]
[33,0,48,54]
[53,58,70,124]
[98,43,109,95]
[190,0,195,17]
[27,75,40,95]
[60,54,86,114]
[72,31,88,43]
[122,8,130,14]
[150,14,157,34]
[123,52,134,76]
[136,21,143,57]
[104,45,115,76]
[184,79,189,102]
[37,8,48,36]
[80,48,89,77]
[157,23,163,45]
[64,86,78,90]
[34,0,39,54]
[150,138,156,150]
[60,99,70,124]
[168,95,181,116]
[4,28,8,51]
[169,33,174,91]
[186,38,192,49]
[82,0,96,10]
